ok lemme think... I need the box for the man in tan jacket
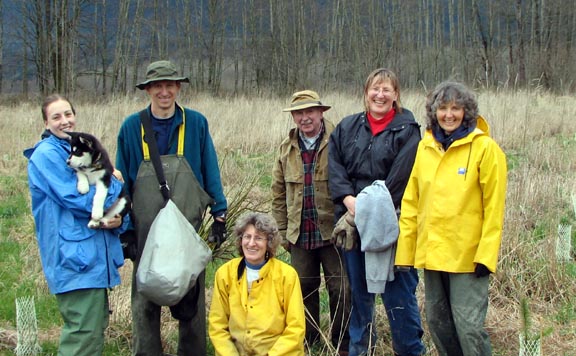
[271,90,350,356]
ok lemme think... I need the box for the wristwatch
[214,212,227,222]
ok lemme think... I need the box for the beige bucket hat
[282,90,331,112]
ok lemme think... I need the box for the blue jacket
[25,135,128,294]
[116,104,227,216]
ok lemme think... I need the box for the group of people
[25,60,507,356]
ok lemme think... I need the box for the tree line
[1,0,575,97]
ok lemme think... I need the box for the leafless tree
[1,0,575,95]
[0,0,3,93]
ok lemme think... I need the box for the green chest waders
[130,108,213,356]
[132,110,213,258]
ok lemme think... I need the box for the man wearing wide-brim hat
[116,60,228,356]
[272,90,351,355]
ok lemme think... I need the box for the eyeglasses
[241,234,268,243]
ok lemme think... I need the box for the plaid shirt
[296,133,332,250]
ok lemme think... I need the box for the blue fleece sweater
[116,104,227,216]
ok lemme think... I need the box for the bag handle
[139,109,171,202]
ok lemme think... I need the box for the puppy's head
[66,132,96,169]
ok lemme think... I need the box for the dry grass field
[1,88,575,355]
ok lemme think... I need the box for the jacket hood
[23,133,68,159]
[476,115,489,135]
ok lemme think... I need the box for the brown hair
[41,94,76,122]
[362,68,403,113]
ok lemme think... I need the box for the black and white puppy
[66,132,130,228]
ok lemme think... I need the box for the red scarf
[367,108,395,136]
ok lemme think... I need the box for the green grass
[2,133,576,355]
[0,175,63,355]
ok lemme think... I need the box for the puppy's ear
[79,135,93,148]
[63,131,75,142]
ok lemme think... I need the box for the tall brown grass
[2,89,575,355]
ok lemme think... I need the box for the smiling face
[291,107,324,137]
[365,78,399,119]
[145,80,181,116]
[44,99,76,139]
[436,101,465,135]
[241,224,269,265]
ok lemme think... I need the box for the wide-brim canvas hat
[136,60,190,90]
[282,90,331,112]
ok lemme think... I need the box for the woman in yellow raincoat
[209,212,305,356]
[396,81,507,356]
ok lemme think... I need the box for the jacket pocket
[59,225,97,272]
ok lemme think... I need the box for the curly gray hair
[425,81,478,131]
[233,212,282,258]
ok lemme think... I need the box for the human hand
[119,230,138,261]
[278,230,291,252]
[474,263,491,278]
[112,169,124,183]
[99,214,122,229]
[281,239,291,253]
[209,219,227,248]
[343,195,356,216]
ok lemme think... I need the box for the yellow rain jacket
[208,257,305,356]
[396,116,507,273]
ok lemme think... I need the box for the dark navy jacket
[328,109,421,220]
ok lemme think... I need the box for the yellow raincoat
[208,257,305,356]
[396,116,507,273]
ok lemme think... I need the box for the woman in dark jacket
[329,68,425,356]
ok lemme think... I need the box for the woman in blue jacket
[25,94,129,356]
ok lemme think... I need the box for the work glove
[474,263,491,278]
[209,219,227,249]
[331,212,358,251]
[119,230,138,261]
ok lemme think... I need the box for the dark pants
[131,262,206,356]
[290,243,350,352]
[344,247,424,356]
[424,270,491,356]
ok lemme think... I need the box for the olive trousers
[424,270,491,356]
[56,288,109,356]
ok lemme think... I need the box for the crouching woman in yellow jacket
[396,81,507,356]
[209,212,305,356]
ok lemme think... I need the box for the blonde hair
[362,68,403,113]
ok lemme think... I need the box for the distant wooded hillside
[0,0,574,96]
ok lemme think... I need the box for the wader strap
[139,109,181,202]
[140,104,185,160]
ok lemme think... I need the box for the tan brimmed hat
[136,60,189,90]
[282,90,331,112]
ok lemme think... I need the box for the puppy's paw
[77,181,89,194]
[88,219,102,229]
[92,208,103,221]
